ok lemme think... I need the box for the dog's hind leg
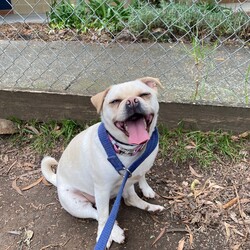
[123,184,164,212]
[58,187,98,220]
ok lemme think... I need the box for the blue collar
[98,122,159,176]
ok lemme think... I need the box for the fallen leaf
[25,125,40,135]
[23,229,34,246]
[239,131,249,138]
[224,222,232,241]
[3,155,9,164]
[191,179,200,191]
[151,226,166,246]
[215,57,225,61]
[7,230,22,235]
[223,197,239,209]
[185,145,196,149]
[177,237,185,250]
[160,195,184,200]
[209,183,224,189]
[232,228,245,237]
[12,178,23,195]
[186,225,193,247]
[189,165,203,178]
[229,212,239,223]
[231,135,239,141]
[21,176,43,191]
[5,160,17,175]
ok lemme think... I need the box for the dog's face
[91,77,162,144]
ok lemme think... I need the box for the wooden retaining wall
[0,89,249,132]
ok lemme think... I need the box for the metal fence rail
[0,0,249,107]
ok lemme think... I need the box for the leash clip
[118,167,132,178]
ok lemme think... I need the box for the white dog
[41,77,164,248]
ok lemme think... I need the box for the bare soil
[0,23,246,45]
[0,134,249,250]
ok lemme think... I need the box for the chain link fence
[0,0,249,107]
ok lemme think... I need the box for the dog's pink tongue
[126,118,149,144]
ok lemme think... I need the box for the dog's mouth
[114,113,154,145]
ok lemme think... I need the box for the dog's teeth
[144,119,147,129]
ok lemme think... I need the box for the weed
[182,34,217,101]
[244,64,250,105]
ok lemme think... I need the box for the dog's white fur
[41,77,164,248]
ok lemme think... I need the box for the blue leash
[94,123,159,250]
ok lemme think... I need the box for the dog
[41,77,164,248]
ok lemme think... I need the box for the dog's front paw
[147,204,165,213]
[97,222,125,249]
[109,223,125,246]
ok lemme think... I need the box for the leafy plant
[87,0,130,31]
[48,0,88,30]
[48,0,130,32]
[128,1,249,42]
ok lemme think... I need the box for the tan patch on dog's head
[91,88,110,114]
[138,77,163,91]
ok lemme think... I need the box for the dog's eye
[110,99,122,105]
[140,93,151,98]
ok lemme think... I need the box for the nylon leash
[94,123,158,250]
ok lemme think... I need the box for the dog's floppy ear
[91,88,110,114]
[138,77,163,91]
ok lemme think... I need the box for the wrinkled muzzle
[115,97,154,145]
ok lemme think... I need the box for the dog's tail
[41,156,58,186]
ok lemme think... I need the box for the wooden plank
[158,102,250,132]
[0,89,249,132]
[0,89,97,122]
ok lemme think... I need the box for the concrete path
[0,39,249,107]
[0,13,47,24]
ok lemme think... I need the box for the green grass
[158,124,248,168]
[11,119,248,168]
[12,119,86,154]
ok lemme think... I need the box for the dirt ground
[0,133,249,250]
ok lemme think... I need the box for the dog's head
[91,77,162,145]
